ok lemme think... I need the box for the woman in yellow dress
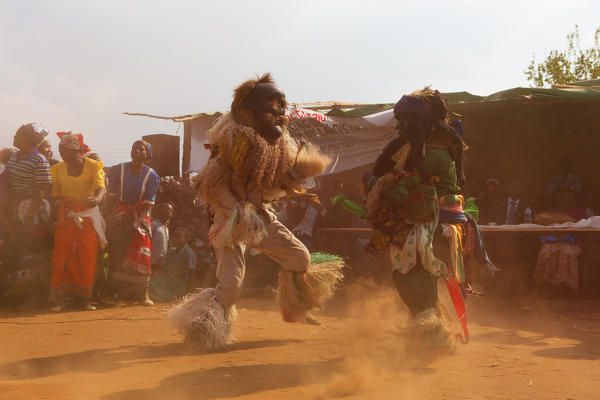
[49,133,106,311]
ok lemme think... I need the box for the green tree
[525,25,600,87]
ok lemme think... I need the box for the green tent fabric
[324,91,484,117]
[442,91,485,104]
[178,80,600,120]
[320,85,600,119]
[481,86,600,102]
[565,79,600,87]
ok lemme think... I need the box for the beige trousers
[213,217,310,307]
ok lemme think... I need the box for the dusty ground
[0,283,599,400]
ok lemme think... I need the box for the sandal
[50,303,66,312]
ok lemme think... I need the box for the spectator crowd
[0,123,596,312]
[471,158,594,297]
[0,123,216,312]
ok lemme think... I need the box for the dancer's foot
[406,309,456,357]
[81,298,97,311]
[143,297,154,306]
[115,298,127,307]
[170,289,236,351]
[304,312,321,325]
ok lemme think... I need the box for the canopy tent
[125,81,600,200]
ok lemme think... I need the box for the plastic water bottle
[524,207,533,223]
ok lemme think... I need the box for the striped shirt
[7,149,51,199]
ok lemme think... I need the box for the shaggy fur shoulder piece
[195,156,231,208]
[198,113,331,209]
[205,113,251,147]
[202,112,297,201]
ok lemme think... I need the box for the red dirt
[0,284,599,400]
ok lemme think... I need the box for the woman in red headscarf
[49,132,105,311]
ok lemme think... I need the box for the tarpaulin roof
[480,86,600,102]
[125,80,600,121]
[562,79,600,87]
[323,91,487,118]
[320,85,600,118]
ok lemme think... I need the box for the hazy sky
[1,0,599,166]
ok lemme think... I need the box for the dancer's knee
[286,246,311,272]
[215,283,242,308]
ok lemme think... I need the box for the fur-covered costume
[168,74,343,350]
[363,89,493,353]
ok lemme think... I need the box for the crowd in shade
[0,122,595,312]
[469,159,594,296]
[0,123,217,312]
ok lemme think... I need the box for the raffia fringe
[277,256,344,323]
[405,306,456,353]
[293,144,331,178]
[208,204,268,248]
[167,288,238,351]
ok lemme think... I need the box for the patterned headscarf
[395,89,466,188]
[133,140,152,160]
[16,122,49,146]
[57,132,91,155]
[82,151,100,160]
[393,95,436,120]
[393,89,449,126]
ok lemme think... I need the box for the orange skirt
[50,199,99,299]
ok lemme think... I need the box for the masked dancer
[168,74,344,350]
[363,88,477,353]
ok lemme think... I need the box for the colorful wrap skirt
[107,202,152,288]
[50,198,101,299]
[365,171,438,257]
[1,199,52,297]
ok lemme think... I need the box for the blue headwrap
[133,139,152,160]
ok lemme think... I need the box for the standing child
[150,228,196,302]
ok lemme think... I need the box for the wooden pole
[182,120,192,184]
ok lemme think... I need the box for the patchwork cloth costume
[168,74,344,350]
[337,89,494,353]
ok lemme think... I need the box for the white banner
[188,114,221,173]
[287,107,396,174]
[188,107,397,174]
